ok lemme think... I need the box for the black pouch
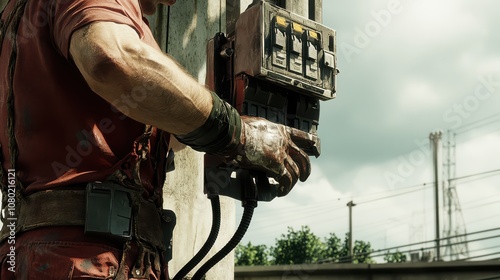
[84,181,133,241]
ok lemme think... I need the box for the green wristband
[175,92,242,155]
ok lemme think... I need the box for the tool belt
[0,182,176,261]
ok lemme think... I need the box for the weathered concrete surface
[159,1,236,279]
[0,0,7,11]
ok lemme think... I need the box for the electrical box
[233,1,338,101]
[204,0,339,200]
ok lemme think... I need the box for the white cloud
[239,0,500,262]
[456,133,500,175]
[392,0,485,48]
[396,80,443,113]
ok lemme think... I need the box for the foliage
[235,242,269,266]
[337,233,374,263]
[384,250,407,263]
[323,232,343,262]
[270,226,326,265]
[350,239,374,264]
[235,226,375,266]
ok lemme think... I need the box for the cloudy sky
[239,0,500,262]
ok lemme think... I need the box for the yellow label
[275,16,288,28]
[292,22,303,34]
[308,30,318,40]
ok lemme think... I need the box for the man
[0,0,310,278]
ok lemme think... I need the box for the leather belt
[0,188,169,252]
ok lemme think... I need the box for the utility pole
[347,200,356,262]
[442,131,469,260]
[151,2,236,278]
[429,131,442,261]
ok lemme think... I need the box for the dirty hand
[231,116,311,196]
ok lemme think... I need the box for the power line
[449,243,500,259]
[370,227,500,255]
[370,233,500,259]
[454,112,500,135]
[462,199,500,211]
[468,213,500,226]
[451,167,500,182]
[461,251,500,261]
[247,168,499,242]
[357,183,432,205]
[249,180,435,215]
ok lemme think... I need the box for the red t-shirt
[0,0,169,195]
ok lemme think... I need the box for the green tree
[339,234,374,264]
[384,250,407,263]
[270,226,326,265]
[323,232,342,262]
[352,240,374,263]
[235,242,269,266]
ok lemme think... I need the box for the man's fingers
[289,142,311,182]
[286,156,300,185]
[286,127,320,157]
[277,157,300,196]
[277,171,292,197]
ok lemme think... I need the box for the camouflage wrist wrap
[175,91,242,156]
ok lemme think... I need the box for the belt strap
[0,189,168,252]
[0,190,86,241]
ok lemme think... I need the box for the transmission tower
[442,130,469,260]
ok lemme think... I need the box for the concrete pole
[346,200,356,262]
[430,131,442,262]
[147,2,235,279]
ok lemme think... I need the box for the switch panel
[233,1,338,101]
[272,16,288,69]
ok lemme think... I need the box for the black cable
[192,201,256,280]
[172,196,221,280]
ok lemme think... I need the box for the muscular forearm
[70,22,212,135]
[69,21,311,193]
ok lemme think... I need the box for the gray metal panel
[234,1,337,100]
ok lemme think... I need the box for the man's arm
[70,21,311,195]
[70,21,212,135]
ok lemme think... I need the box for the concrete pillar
[153,1,235,279]
[0,0,7,11]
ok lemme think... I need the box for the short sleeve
[51,0,146,59]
